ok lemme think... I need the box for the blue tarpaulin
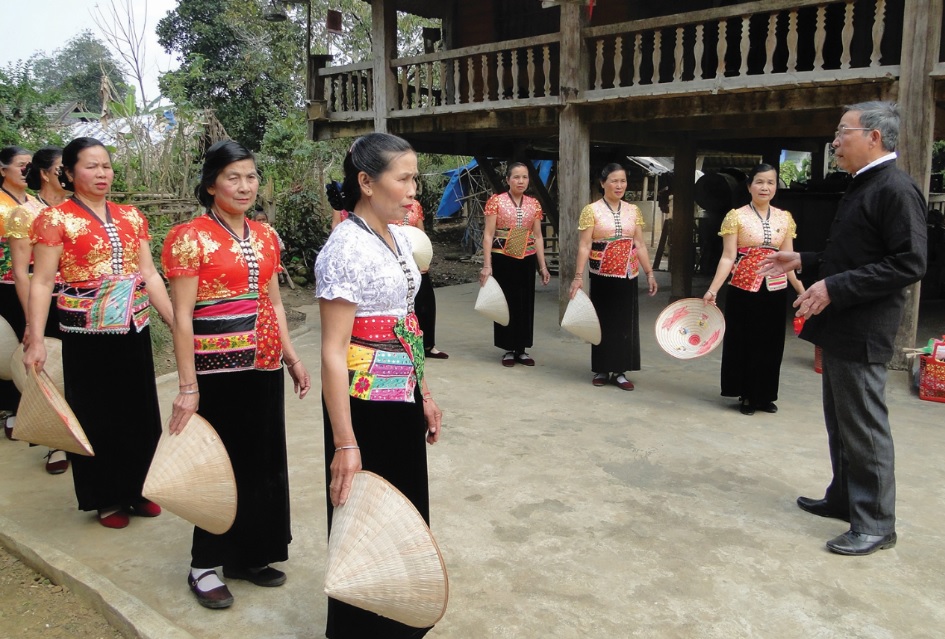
[435,159,553,218]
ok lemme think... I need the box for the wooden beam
[524,159,558,234]
[891,0,942,369]
[557,2,590,319]
[671,141,697,299]
[371,1,398,133]
[474,157,506,195]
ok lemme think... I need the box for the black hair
[0,146,32,188]
[340,133,414,212]
[195,140,256,209]
[746,163,778,185]
[26,146,63,191]
[60,138,109,191]
[326,181,345,211]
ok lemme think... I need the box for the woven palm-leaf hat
[0,315,16,380]
[474,275,509,326]
[325,471,448,628]
[11,339,64,396]
[654,298,726,359]
[561,289,602,345]
[143,414,237,535]
[15,367,93,456]
[400,225,434,272]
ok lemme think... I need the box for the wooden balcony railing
[312,0,909,122]
[584,0,899,98]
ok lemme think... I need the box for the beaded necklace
[349,213,416,314]
[507,192,525,228]
[749,202,774,248]
[208,208,261,292]
[602,197,623,237]
[71,196,124,274]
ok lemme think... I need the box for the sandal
[502,352,516,367]
[592,373,609,387]
[44,449,69,475]
[515,352,535,366]
[188,570,234,609]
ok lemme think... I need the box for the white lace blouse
[315,217,420,317]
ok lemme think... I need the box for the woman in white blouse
[314,132,442,639]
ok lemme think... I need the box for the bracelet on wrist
[179,389,199,395]
[284,357,300,367]
[707,290,717,297]
[179,382,197,388]
[335,445,360,452]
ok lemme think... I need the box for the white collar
[853,151,897,177]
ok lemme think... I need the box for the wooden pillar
[671,141,697,299]
[557,3,590,318]
[371,1,397,133]
[891,0,942,368]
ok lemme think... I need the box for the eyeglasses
[834,126,873,139]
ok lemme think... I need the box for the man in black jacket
[762,101,927,556]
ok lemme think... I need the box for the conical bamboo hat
[654,298,726,359]
[400,225,434,271]
[143,414,237,535]
[325,471,448,628]
[0,315,17,380]
[14,367,93,456]
[474,276,509,326]
[561,289,602,345]
[11,339,64,396]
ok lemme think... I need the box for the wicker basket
[918,355,945,403]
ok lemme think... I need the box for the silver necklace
[208,208,260,292]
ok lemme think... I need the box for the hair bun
[326,182,345,211]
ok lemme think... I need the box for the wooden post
[557,3,590,319]
[371,1,397,133]
[891,0,942,369]
[671,141,697,300]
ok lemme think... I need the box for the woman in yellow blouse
[702,164,804,415]
[479,162,551,367]
[570,164,657,390]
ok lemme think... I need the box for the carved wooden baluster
[595,38,604,90]
[787,10,798,73]
[401,67,410,109]
[453,59,461,104]
[739,16,750,76]
[482,54,490,101]
[612,37,623,88]
[633,33,642,85]
[330,76,338,112]
[814,5,826,71]
[717,19,728,78]
[366,70,373,111]
[871,0,886,67]
[673,27,684,82]
[496,52,505,101]
[414,64,422,108]
[543,45,551,96]
[526,48,536,98]
[439,61,448,105]
[694,24,705,79]
[511,49,520,98]
[467,58,476,102]
[764,13,777,74]
[840,0,854,69]
[426,62,433,106]
[348,72,355,111]
[652,30,663,83]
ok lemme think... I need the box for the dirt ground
[0,226,480,638]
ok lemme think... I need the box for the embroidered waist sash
[589,237,639,279]
[730,247,787,292]
[347,314,425,402]
[57,273,150,334]
[491,227,535,259]
[192,294,259,374]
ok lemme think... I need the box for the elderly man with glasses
[762,101,927,556]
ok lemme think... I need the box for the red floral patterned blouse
[31,198,150,286]
[484,192,543,258]
[396,200,423,227]
[162,214,284,371]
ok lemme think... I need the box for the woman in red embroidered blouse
[162,140,310,610]
[479,162,551,367]
[24,137,173,528]
[0,145,37,435]
[570,163,658,390]
[702,164,805,415]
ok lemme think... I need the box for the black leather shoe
[739,399,755,415]
[826,530,897,556]
[796,495,850,522]
[223,565,286,587]
[188,570,234,609]
[754,402,778,414]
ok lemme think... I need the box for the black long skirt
[590,274,641,374]
[191,368,290,569]
[492,252,537,352]
[63,326,162,511]
[0,284,25,413]
[415,272,437,352]
[322,392,431,639]
[720,284,788,404]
